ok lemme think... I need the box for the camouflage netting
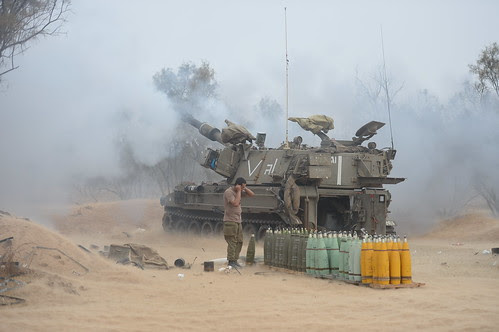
[126,243,169,269]
[109,243,169,269]
[288,115,334,134]
[284,176,302,225]
[221,119,256,144]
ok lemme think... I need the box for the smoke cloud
[1,1,498,233]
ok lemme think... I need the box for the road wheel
[201,221,214,236]
[174,219,187,233]
[214,221,224,235]
[162,214,172,232]
[187,220,201,235]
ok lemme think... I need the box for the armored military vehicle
[160,114,404,239]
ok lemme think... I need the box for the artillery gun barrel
[183,114,224,145]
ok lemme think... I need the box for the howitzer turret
[160,114,405,240]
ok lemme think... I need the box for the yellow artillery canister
[361,237,373,284]
[400,236,412,284]
[365,238,373,283]
[388,237,401,285]
[372,237,379,284]
[378,238,390,285]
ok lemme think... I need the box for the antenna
[284,7,290,149]
[380,25,394,150]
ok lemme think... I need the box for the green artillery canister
[246,234,256,265]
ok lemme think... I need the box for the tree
[70,62,223,202]
[149,61,221,194]
[144,135,213,195]
[473,174,499,218]
[256,96,283,119]
[355,66,404,115]
[0,0,71,80]
[153,61,217,115]
[469,42,499,97]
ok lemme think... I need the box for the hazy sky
[1,0,498,229]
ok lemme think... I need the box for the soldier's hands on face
[235,184,242,192]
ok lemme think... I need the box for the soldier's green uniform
[223,185,244,264]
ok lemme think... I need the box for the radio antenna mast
[380,25,394,150]
[284,7,290,149]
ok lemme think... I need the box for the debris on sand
[106,243,169,270]
[34,246,89,273]
[174,258,185,267]
[78,245,91,253]
[0,237,14,244]
[0,294,25,306]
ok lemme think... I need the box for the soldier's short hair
[235,177,246,186]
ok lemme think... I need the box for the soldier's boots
[228,260,242,268]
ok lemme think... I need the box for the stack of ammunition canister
[265,228,309,272]
[263,228,413,286]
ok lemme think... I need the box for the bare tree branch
[469,42,499,98]
[0,0,71,80]
[473,174,499,217]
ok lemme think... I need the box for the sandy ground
[1,199,498,331]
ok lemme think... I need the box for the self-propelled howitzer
[160,114,405,239]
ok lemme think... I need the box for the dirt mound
[424,212,499,242]
[0,215,109,277]
[0,212,149,309]
[52,199,163,235]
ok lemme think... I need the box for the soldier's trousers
[223,221,243,261]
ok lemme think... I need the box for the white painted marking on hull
[248,160,263,177]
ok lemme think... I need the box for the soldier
[223,177,255,268]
